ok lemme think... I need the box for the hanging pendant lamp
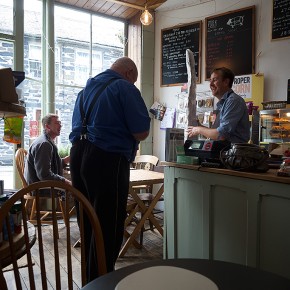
[140,5,153,25]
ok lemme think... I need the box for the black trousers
[70,139,129,282]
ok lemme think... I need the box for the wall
[152,0,290,160]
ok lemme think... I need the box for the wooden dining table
[118,169,164,257]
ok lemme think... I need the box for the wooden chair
[15,148,69,228]
[0,180,106,290]
[130,155,163,245]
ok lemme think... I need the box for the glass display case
[259,109,290,144]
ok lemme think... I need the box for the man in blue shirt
[187,67,250,143]
[69,57,150,281]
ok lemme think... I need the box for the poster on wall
[232,75,253,99]
[161,21,202,86]
[205,6,255,79]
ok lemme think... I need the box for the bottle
[0,193,8,245]
[10,201,22,234]
[277,158,290,177]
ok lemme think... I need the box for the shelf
[0,101,26,118]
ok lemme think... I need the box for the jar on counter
[277,158,290,177]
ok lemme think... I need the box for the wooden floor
[3,216,163,289]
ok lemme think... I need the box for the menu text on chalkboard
[161,22,201,86]
[205,6,255,79]
[272,0,290,40]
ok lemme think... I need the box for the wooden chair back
[15,148,28,188]
[0,180,106,290]
[132,155,159,170]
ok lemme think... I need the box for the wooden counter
[162,162,290,279]
[161,161,290,184]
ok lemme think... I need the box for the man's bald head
[110,57,138,84]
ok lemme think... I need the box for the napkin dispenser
[184,139,230,161]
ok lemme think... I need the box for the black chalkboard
[161,21,201,86]
[205,6,255,80]
[272,0,290,40]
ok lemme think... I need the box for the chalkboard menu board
[161,21,201,86]
[205,6,255,79]
[272,0,290,40]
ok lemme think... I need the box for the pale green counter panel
[163,163,290,279]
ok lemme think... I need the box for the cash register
[184,139,230,167]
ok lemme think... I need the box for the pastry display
[273,118,289,122]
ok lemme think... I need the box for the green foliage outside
[58,144,71,158]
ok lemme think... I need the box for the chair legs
[24,195,75,240]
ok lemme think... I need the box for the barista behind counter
[187,67,250,143]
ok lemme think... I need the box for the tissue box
[0,68,18,103]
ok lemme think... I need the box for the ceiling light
[140,6,153,26]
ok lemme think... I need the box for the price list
[161,22,201,86]
[272,0,290,40]
[205,6,255,79]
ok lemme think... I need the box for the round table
[0,222,36,268]
[81,259,290,290]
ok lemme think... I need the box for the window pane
[0,39,14,187]
[0,0,13,35]
[0,40,14,68]
[55,85,79,148]
[22,0,43,171]
[22,79,42,147]
[24,0,42,80]
[55,7,90,86]
[92,16,124,47]
[92,16,124,72]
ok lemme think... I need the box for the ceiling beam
[104,0,166,11]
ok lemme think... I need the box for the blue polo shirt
[69,69,150,161]
[216,90,250,143]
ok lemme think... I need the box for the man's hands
[187,126,200,138]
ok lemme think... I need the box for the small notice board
[272,0,290,40]
[205,6,255,79]
[161,21,202,86]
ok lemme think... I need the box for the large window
[54,5,125,149]
[0,0,13,35]
[0,1,15,188]
[0,0,125,187]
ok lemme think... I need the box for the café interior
[1,0,290,289]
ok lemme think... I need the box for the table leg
[119,184,164,257]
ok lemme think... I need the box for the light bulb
[140,9,153,26]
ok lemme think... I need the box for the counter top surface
[161,161,290,184]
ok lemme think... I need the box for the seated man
[24,113,71,186]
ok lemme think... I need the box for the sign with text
[29,120,39,138]
[161,21,202,86]
[272,0,290,40]
[205,6,255,79]
[232,75,252,99]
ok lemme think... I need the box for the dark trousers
[70,139,129,282]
